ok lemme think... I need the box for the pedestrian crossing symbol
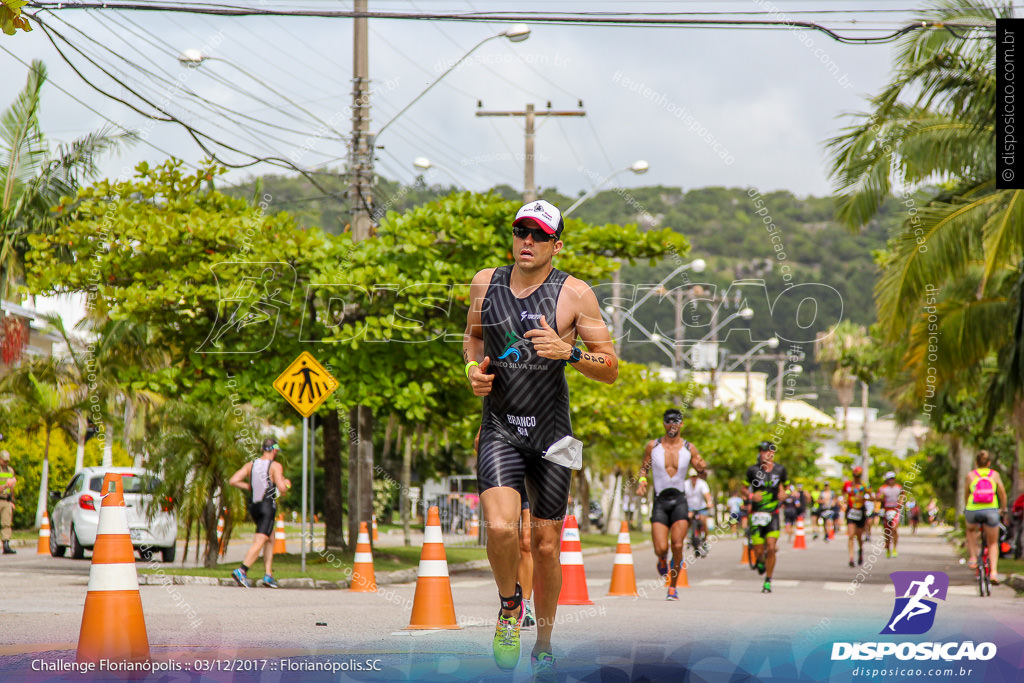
[273,352,339,417]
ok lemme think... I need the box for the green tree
[0,356,78,526]
[147,400,260,567]
[2,60,132,302]
[826,1,1024,494]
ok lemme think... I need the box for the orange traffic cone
[77,473,149,664]
[273,515,287,554]
[372,515,379,542]
[607,521,638,596]
[793,517,807,549]
[828,522,835,541]
[469,513,479,538]
[740,537,751,565]
[558,515,593,605]
[406,507,460,629]
[349,521,377,592]
[37,511,51,554]
[216,515,225,556]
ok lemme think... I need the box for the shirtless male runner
[636,408,707,601]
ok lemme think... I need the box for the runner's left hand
[524,315,571,360]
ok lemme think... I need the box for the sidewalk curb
[1007,573,1024,593]
[138,539,655,590]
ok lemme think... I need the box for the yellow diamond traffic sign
[273,352,339,417]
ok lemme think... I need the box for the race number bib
[847,508,864,521]
[751,511,772,527]
[885,509,899,521]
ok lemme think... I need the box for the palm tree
[148,400,260,567]
[826,1,1024,494]
[815,321,868,441]
[1,59,133,303]
[0,355,78,526]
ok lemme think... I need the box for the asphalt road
[1,525,1021,682]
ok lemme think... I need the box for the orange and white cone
[793,517,807,550]
[37,511,51,554]
[273,515,287,554]
[665,559,689,588]
[77,473,149,664]
[558,515,593,605]
[372,515,379,542]
[740,537,751,565]
[469,513,479,538]
[349,521,377,592]
[607,521,638,596]
[828,522,835,541]
[406,507,460,629]
[216,515,225,556]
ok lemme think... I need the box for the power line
[24,4,994,44]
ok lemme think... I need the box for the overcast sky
[1,0,935,206]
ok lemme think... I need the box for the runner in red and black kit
[464,199,617,678]
[746,441,788,594]
[844,466,872,567]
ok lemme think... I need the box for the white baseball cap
[513,199,564,236]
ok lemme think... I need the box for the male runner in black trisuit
[464,199,617,677]
[746,441,788,593]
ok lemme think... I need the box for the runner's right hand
[469,356,494,397]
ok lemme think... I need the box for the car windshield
[88,474,160,494]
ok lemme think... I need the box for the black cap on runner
[663,408,683,422]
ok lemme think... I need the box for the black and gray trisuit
[476,265,573,521]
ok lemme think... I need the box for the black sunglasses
[664,417,682,424]
[512,224,556,242]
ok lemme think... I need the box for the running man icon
[881,571,949,635]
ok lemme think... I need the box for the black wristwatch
[567,346,582,364]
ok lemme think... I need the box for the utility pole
[476,102,586,201]
[348,0,375,549]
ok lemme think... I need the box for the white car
[50,466,177,562]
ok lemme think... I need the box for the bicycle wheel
[980,550,991,597]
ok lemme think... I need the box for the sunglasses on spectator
[512,224,556,242]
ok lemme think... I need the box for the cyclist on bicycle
[964,450,1007,585]
[746,441,788,594]
[683,467,713,557]
[877,471,903,558]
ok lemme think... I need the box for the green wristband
[465,361,479,378]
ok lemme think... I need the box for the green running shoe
[493,607,522,671]
[531,651,557,683]
[762,579,772,593]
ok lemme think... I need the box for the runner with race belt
[877,471,903,558]
[844,466,872,567]
[746,441,788,594]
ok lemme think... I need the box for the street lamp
[768,364,803,419]
[177,50,347,140]
[725,337,780,424]
[376,25,530,139]
[412,157,463,187]
[563,160,650,216]
[610,258,707,350]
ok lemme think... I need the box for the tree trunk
[860,381,870,486]
[75,411,86,472]
[605,472,623,535]
[321,408,346,550]
[358,406,374,535]
[954,438,972,519]
[402,433,413,547]
[203,496,220,568]
[102,420,114,467]
[347,407,359,552]
[35,427,51,528]
[577,467,591,533]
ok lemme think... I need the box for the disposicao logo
[831,571,997,663]
[882,571,947,635]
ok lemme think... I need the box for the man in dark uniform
[464,199,617,678]
[0,450,16,554]
[746,441,788,593]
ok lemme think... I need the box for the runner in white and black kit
[464,199,617,678]
[228,438,291,589]
[636,408,707,601]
